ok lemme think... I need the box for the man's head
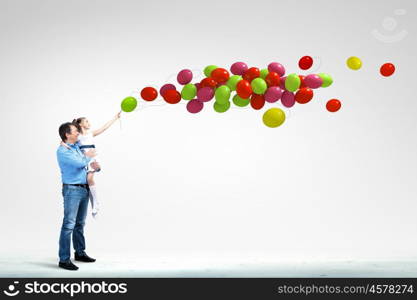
[59,122,79,144]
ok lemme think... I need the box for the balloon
[232,94,250,107]
[197,87,214,102]
[186,99,204,113]
[121,97,137,112]
[250,94,265,110]
[243,67,260,82]
[299,75,307,88]
[264,86,283,103]
[226,75,242,91]
[230,62,248,75]
[295,88,313,104]
[177,69,193,85]
[318,73,333,87]
[163,90,181,104]
[211,68,230,83]
[298,56,313,70]
[285,73,301,92]
[213,100,231,113]
[326,99,341,112]
[251,78,267,94]
[160,84,176,97]
[214,85,231,105]
[203,65,218,77]
[236,79,252,98]
[279,76,287,89]
[200,77,217,88]
[263,108,286,128]
[346,56,362,70]
[267,62,285,76]
[304,74,323,89]
[140,87,158,101]
[260,68,269,79]
[194,82,201,90]
[181,84,197,100]
[281,91,295,107]
[265,71,280,87]
[380,63,395,77]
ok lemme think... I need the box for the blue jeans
[58,185,89,262]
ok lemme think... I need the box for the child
[64,112,121,218]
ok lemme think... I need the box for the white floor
[1,255,416,278]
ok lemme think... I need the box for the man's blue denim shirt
[57,143,91,184]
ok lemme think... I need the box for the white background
[0,0,416,264]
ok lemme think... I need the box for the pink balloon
[177,69,193,85]
[160,84,176,97]
[230,62,248,75]
[304,74,323,89]
[197,87,214,102]
[281,91,295,107]
[265,87,283,103]
[194,82,201,90]
[279,76,287,89]
[186,99,204,113]
[268,62,285,77]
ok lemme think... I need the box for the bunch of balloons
[121,57,341,128]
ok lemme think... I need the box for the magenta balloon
[230,62,248,75]
[267,62,285,77]
[304,74,323,89]
[186,99,204,113]
[177,69,193,85]
[281,91,295,107]
[160,84,176,97]
[194,82,201,90]
[265,87,283,103]
[197,87,214,102]
[279,76,287,89]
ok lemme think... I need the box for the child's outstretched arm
[92,111,121,137]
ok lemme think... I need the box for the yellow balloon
[262,108,286,128]
[346,56,362,70]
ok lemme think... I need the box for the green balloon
[318,73,333,88]
[251,78,267,94]
[226,75,242,91]
[121,97,137,112]
[214,100,231,113]
[181,84,197,100]
[204,65,218,77]
[285,73,301,92]
[260,68,269,79]
[214,85,231,105]
[232,94,250,107]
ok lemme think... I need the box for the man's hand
[85,149,97,158]
[90,161,101,171]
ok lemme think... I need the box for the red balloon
[326,99,341,112]
[236,80,252,99]
[380,63,395,77]
[211,68,230,83]
[299,56,313,70]
[295,88,313,104]
[265,71,280,87]
[299,75,307,88]
[242,67,260,82]
[200,77,217,89]
[163,90,181,104]
[250,94,265,110]
[141,87,158,101]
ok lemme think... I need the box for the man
[57,122,100,271]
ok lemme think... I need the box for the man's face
[66,125,79,143]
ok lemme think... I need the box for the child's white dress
[77,132,99,218]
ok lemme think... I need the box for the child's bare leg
[87,172,99,218]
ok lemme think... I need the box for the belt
[63,183,89,189]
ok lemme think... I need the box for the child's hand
[115,111,121,119]
[85,149,97,158]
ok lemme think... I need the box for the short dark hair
[59,122,76,142]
